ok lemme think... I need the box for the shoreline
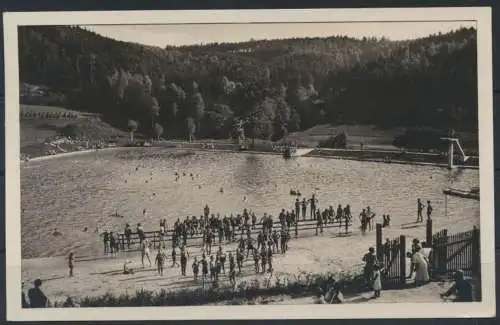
[20,141,479,170]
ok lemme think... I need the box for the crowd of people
[30,194,470,308]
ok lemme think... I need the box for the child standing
[68,252,74,277]
[155,249,165,276]
[372,264,383,298]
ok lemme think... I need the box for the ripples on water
[21,148,480,258]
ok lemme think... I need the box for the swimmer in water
[143,209,147,216]
[220,188,224,193]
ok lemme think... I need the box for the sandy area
[22,222,448,305]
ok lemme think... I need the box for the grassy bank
[57,269,367,307]
[20,104,129,158]
[20,105,479,168]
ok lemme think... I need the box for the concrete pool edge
[20,143,479,170]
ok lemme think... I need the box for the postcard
[3,7,495,321]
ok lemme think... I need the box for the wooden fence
[376,220,480,288]
[116,218,352,252]
[431,226,480,278]
[376,224,406,288]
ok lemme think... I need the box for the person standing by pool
[180,246,189,276]
[251,212,257,230]
[209,255,216,282]
[417,198,424,223]
[372,264,383,298]
[267,242,274,273]
[192,257,199,281]
[309,194,317,220]
[101,230,110,255]
[411,245,430,286]
[141,239,152,268]
[272,230,280,253]
[336,204,343,222]
[344,204,352,222]
[260,246,267,274]
[302,198,308,220]
[253,248,260,273]
[219,247,227,274]
[280,228,289,254]
[68,252,74,277]
[155,248,166,276]
[124,224,132,249]
[295,198,300,220]
[201,255,209,284]
[316,212,323,235]
[109,231,116,256]
[257,230,265,250]
[426,200,433,220]
[362,247,378,285]
[137,223,146,245]
[236,248,244,274]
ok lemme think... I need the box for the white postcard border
[3,7,495,321]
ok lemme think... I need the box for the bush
[318,130,348,149]
[66,268,366,307]
[393,127,449,152]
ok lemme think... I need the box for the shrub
[318,129,348,148]
[393,127,449,152]
[65,268,366,308]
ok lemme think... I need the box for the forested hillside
[18,26,478,141]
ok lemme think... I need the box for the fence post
[399,235,406,287]
[472,226,480,276]
[425,218,432,248]
[437,229,448,275]
[472,226,481,301]
[376,223,383,261]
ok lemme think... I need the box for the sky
[83,21,476,48]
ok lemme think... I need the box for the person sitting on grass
[62,296,80,308]
[440,270,473,302]
[123,260,135,274]
[315,287,327,304]
[28,279,50,308]
[329,282,344,304]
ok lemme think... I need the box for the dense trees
[18,26,478,142]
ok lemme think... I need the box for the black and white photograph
[4,7,495,321]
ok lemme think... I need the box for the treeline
[18,26,478,142]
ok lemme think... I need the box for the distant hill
[18,26,478,145]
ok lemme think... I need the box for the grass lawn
[20,104,128,157]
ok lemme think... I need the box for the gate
[431,227,480,278]
[376,224,407,288]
